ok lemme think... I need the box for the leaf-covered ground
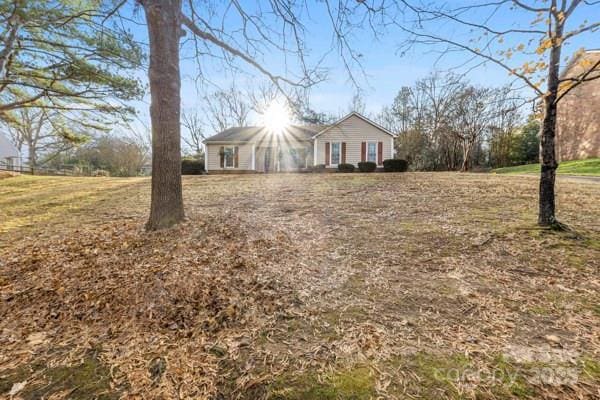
[1,173,599,399]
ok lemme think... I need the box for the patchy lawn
[492,158,600,176]
[1,173,599,399]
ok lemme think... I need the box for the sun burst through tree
[261,100,291,135]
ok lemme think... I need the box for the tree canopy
[0,0,144,133]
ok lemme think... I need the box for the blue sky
[121,1,599,133]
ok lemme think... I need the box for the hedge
[181,159,205,175]
[357,161,377,172]
[383,159,408,172]
[337,163,355,173]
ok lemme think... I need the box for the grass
[492,157,600,176]
[0,351,122,400]
[1,173,599,399]
[267,367,376,400]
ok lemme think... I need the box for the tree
[393,0,600,226]
[391,87,413,134]
[488,89,525,168]
[202,86,251,133]
[140,0,184,230]
[512,117,541,165]
[181,110,205,158]
[348,91,366,114]
[0,1,143,126]
[451,87,496,171]
[5,108,90,168]
[72,134,149,177]
[380,74,524,171]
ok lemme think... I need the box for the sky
[120,1,599,136]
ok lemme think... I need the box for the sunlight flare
[261,100,291,134]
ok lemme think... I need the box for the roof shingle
[203,125,327,143]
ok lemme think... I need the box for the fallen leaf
[27,332,47,346]
[9,381,27,396]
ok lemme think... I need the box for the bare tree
[181,110,205,157]
[451,87,496,172]
[202,86,251,133]
[348,91,367,114]
[382,74,524,171]
[6,108,91,168]
[488,88,524,168]
[392,0,600,226]
[417,73,467,170]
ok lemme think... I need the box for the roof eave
[203,140,253,145]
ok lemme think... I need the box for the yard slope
[492,157,600,176]
[1,174,599,399]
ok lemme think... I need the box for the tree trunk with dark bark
[142,0,185,230]
[538,33,562,227]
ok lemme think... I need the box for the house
[203,111,396,173]
[556,49,600,161]
[0,133,20,171]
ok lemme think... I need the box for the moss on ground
[267,366,376,400]
[384,352,536,399]
[0,352,123,400]
[581,357,600,382]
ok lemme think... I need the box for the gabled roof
[311,111,397,139]
[202,111,397,144]
[203,125,326,144]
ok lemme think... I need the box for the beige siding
[315,114,393,166]
[206,143,253,171]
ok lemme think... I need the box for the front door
[264,147,273,172]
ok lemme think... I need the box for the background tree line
[373,73,540,172]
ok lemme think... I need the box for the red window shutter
[234,146,239,168]
[219,146,224,168]
[341,142,346,164]
[377,142,383,165]
[361,142,366,162]
[325,142,330,165]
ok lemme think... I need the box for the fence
[0,158,94,176]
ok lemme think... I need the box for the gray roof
[204,125,328,143]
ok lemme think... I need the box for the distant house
[556,50,600,161]
[203,111,396,173]
[0,133,20,171]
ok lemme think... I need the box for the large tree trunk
[538,37,562,227]
[142,0,185,230]
[538,95,558,226]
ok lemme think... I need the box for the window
[367,142,377,163]
[331,142,340,165]
[223,146,235,168]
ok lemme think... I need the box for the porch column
[313,139,318,166]
[251,144,256,170]
[205,144,209,172]
[276,145,280,172]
